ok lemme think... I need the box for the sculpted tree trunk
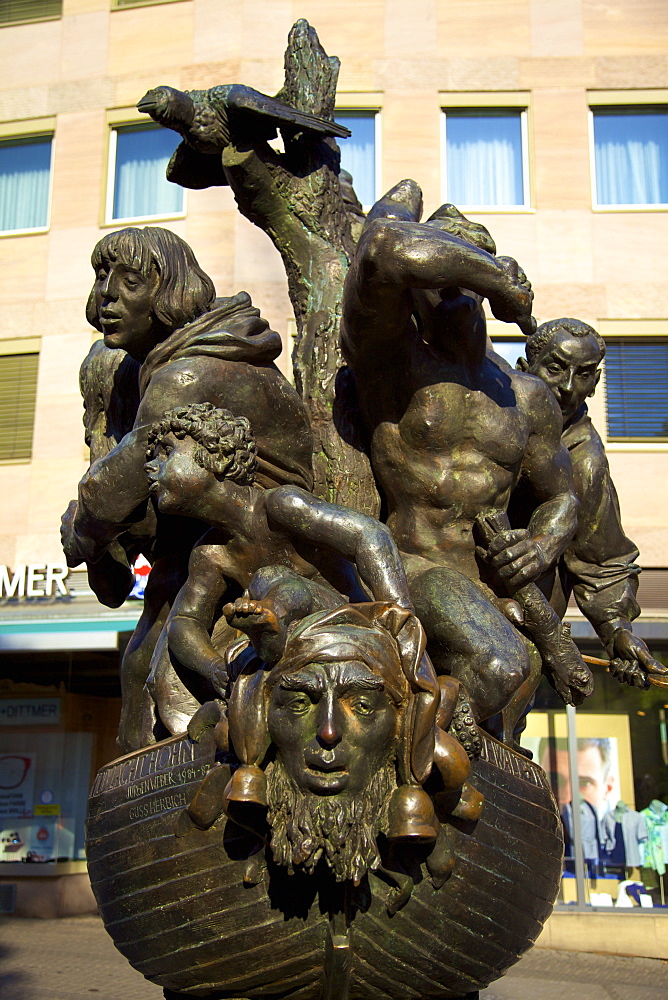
[140,20,379,515]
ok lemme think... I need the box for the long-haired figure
[62,226,313,752]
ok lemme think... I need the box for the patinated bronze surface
[516,319,667,687]
[62,227,313,752]
[64,18,668,1000]
[87,700,560,999]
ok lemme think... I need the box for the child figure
[144,402,414,712]
[144,403,482,860]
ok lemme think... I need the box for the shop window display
[526,665,668,909]
[0,731,92,862]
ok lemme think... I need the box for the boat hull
[86,732,563,999]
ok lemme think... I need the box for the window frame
[104,113,186,227]
[110,0,185,9]
[588,91,668,213]
[440,92,532,213]
[0,1,61,27]
[335,95,382,212]
[597,320,668,451]
[0,120,55,238]
[0,337,40,465]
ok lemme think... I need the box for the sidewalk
[0,915,666,1000]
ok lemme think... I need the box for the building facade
[0,0,666,936]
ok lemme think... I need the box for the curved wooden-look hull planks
[86,731,563,1000]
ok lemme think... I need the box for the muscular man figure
[341,195,581,731]
[61,226,313,751]
[517,318,667,687]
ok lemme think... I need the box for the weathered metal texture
[140,20,379,516]
[87,732,562,1000]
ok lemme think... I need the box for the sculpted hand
[489,257,536,337]
[607,629,668,689]
[479,529,548,591]
[60,500,87,568]
[208,656,229,697]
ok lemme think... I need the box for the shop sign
[0,699,61,726]
[0,563,70,599]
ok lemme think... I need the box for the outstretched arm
[485,382,578,589]
[342,218,535,364]
[266,486,413,608]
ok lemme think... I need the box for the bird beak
[137,90,160,113]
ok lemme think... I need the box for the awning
[0,591,142,652]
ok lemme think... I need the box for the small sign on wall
[0,699,61,726]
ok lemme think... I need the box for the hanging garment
[600,802,648,868]
[562,801,601,862]
[640,800,668,876]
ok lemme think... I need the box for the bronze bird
[137,84,351,154]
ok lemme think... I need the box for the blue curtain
[446,112,524,207]
[335,113,376,207]
[113,126,183,220]
[593,111,668,205]
[0,137,51,232]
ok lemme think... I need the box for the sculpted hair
[147,402,257,485]
[86,227,216,334]
[527,318,606,363]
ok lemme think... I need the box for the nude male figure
[341,196,580,730]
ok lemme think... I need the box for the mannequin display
[600,801,648,870]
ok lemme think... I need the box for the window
[443,109,529,208]
[107,124,184,223]
[604,340,668,441]
[0,342,39,461]
[335,112,378,208]
[0,0,61,25]
[489,337,524,370]
[592,108,668,207]
[0,135,52,233]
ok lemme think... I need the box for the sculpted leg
[409,566,531,725]
[118,582,170,753]
[118,554,189,752]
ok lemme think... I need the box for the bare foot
[223,597,280,635]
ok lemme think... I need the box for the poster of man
[536,737,620,816]
[523,712,634,821]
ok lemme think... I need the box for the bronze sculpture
[341,198,592,743]
[141,402,414,738]
[69,19,668,1000]
[62,226,313,752]
[517,318,667,687]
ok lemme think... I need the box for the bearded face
[265,659,402,882]
[266,757,396,884]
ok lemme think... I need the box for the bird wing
[225,84,351,139]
